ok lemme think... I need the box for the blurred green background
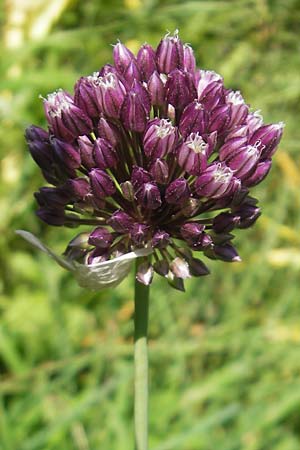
[1,0,300,448]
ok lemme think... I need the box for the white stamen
[155,119,174,139]
[213,163,233,183]
[227,90,245,105]
[45,89,72,118]
[186,133,207,154]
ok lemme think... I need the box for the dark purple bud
[123,59,142,87]
[130,223,150,245]
[196,70,223,109]
[131,166,152,189]
[170,257,191,279]
[249,122,284,160]
[167,275,185,292]
[86,247,109,265]
[165,178,190,204]
[183,44,196,72]
[189,258,210,276]
[74,76,100,118]
[143,118,177,159]
[135,182,162,210]
[121,81,151,132]
[150,158,169,184]
[88,227,113,248]
[136,261,154,285]
[36,207,65,226]
[226,90,249,129]
[213,243,241,262]
[147,71,166,106]
[96,72,126,119]
[181,222,205,243]
[63,177,90,200]
[113,41,135,74]
[179,100,207,138]
[220,142,261,179]
[107,210,134,232]
[25,125,54,171]
[151,230,170,248]
[97,117,120,146]
[43,90,92,141]
[137,44,157,81]
[93,138,117,169]
[156,30,184,74]
[212,212,240,233]
[209,104,230,134]
[195,163,234,199]
[153,259,169,276]
[89,169,116,198]
[243,159,272,187]
[177,133,210,175]
[52,138,81,170]
[77,135,95,169]
[120,181,135,201]
[166,69,197,110]
[235,204,261,229]
[34,187,70,208]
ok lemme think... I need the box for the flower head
[24,32,283,290]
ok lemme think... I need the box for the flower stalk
[134,259,150,450]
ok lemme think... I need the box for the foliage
[1,0,300,449]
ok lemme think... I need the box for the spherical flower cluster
[25,31,283,289]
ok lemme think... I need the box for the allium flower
[22,31,284,290]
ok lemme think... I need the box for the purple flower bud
[123,59,142,87]
[113,41,135,74]
[249,122,284,160]
[95,72,126,119]
[97,117,120,147]
[137,44,157,81]
[135,182,162,210]
[226,90,249,129]
[120,181,135,201]
[74,76,100,118]
[166,69,197,110]
[63,178,90,200]
[77,135,95,169]
[153,260,169,276]
[88,227,113,248]
[136,261,154,285]
[177,133,210,175]
[25,125,54,171]
[196,70,223,109]
[209,104,230,134]
[181,222,205,244]
[151,230,170,248]
[195,163,234,199]
[107,210,135,232]
[170,257,191,279]
[243,159,272,187]
[156,30,184,74]
[179,100,207,138]
[34,187,70,208]
[121,81,151,132]
[235,204,261,229]
[212,212,240,233]
[213,243,241,262]
[131,166,152,189]
[220,142,261,179]
[89,169,116,198]
[147,71,166,106]
[130,223,150,245]
[143,119,177,159]
[36,207,66,226]
[150,158,169,184]
[165,178,190,204]
[183,44,196,72]
[189,258,210,276]
[86,247,109,265]
[246,110,264,134]
[219,136,248,157]
[52,138,81,170]
[93,138,117,169]
[43,90,92,141]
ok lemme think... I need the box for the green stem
[134,260,150,450]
